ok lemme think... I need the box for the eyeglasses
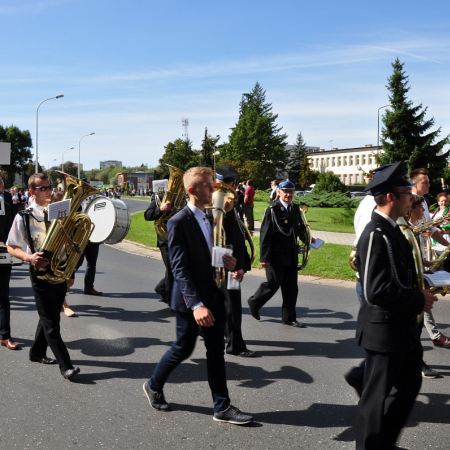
[34,185,53,192]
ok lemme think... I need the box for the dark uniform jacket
[0,191,13,243]
[260,200,304,267]
[355,211,425,353]
[144,193,167,248]
[222,207,250,273]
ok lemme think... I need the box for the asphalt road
[1,199,450,449]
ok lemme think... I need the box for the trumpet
[412,212,450,235]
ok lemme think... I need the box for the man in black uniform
[0,174,19,350]
[144,191,173,304]
[247,180,311,327]
[215,166,256,357]
[355,161,437,449]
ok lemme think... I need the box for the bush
[293,192,360,208]
[314,171,349,194]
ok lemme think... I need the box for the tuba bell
[154,165,187,240]
[35,172,100,284]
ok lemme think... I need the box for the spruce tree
[377,58,449,185]
[200,128,219,168]
[221,82,288,188]
[286,132,307,184]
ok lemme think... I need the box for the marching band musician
[410,168,450,250]
[247,180,314,328]
[144,188,173,304]
[354,162,437,449]
[143,167,253,425]
[6,173,80,380]
[215,165,257,358]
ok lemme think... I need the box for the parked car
[295,190,306,197]
[350,191,367,199]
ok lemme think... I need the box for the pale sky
[1,0,449,171]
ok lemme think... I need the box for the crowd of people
[1,162,450,445]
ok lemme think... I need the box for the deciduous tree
[0,125,33,187]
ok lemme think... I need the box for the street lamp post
[61,147,74,172]
[35,94,64,173]
[78,132,95,179]
[47,158,57,170]
[377,104,390,149]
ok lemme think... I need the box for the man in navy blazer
[143,166,253,425]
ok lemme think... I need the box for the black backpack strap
[18,210,36,254]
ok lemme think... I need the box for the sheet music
[48,199,71,221]
[424,270,450,287]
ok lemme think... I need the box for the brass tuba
[154,165,187,240]
[35,172,99,284]
[208,182,237,287]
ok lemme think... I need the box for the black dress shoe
[282,321,307,328]
[61,367,80,380]
[247,300,260,321]
[30,355,58,364]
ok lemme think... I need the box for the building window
[361,155,366,165]
[349,156,353,165]
[349,174,353,184]
[337,157,341,166]
[332,157,335,167]
[356,155,360,165]
[343,175,348,185]
[368,155,373,164]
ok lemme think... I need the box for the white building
[307,145,382,185]
[100,160,122,169]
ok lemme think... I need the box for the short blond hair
[183,167,213,192]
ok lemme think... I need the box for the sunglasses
[34,185,53,192]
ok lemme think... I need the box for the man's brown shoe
[84,289,103,296]
[1,339,20,350]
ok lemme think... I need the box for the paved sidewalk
[252,221,356,246]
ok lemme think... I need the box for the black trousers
[29,268,73,371]
[0,265,12,340]
[154,243,173,303]
[225,288,247,354]
[84,241,100,291]
[248,264,298,322]
[356,347,423,449]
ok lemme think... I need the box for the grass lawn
[128,211,356,280]
[253,200,355,233]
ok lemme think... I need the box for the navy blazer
[355,212,425,353]
[167,205,222,313]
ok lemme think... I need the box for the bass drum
[84,197,131,244]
